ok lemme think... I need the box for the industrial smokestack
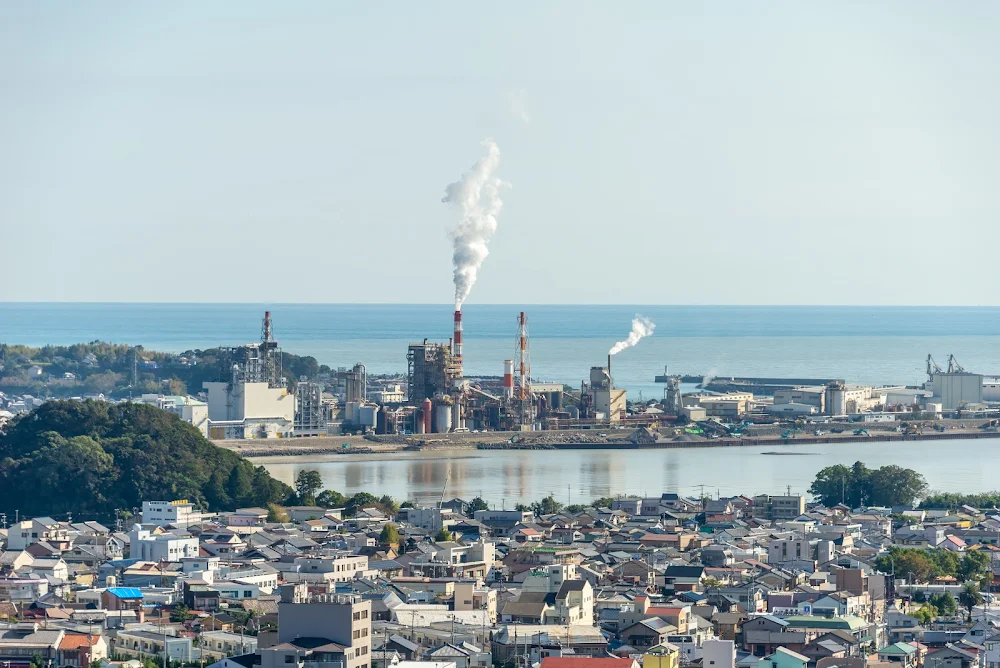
[443,140,509,310]
[609,315,656,356]
[262,311,272,343]
[453,310,463,360]
[503,360,514,399]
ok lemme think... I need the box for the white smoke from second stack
[443,139,509,310]
[609,315,656,355]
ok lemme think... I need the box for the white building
[6,518,70,550]
[930,371,984,410]
[142,500,201,527]
[128,525,199,562]
[702,639,737,668]
[139,395,210,437]
[204,381,295,439]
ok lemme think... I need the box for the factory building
[293,380,328,437]
[407,341,461,403]
[773,387,825,412]
[685,392,754,418]
[581,363,626,422]
[137,394,209,437]
[929,372,984,410]
[204,312,296,439]
[823,383,883,416]
[985,377,1000,403]
[923,354,985,410]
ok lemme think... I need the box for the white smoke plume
[442,139,509,309]
[609,315,656,355]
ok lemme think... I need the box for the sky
[2,3,999,305]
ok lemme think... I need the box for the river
[259,437,1000,507]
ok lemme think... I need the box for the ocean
[1,303,998,396]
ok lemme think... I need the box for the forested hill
[0,400,292,521]
[0,341,324,398]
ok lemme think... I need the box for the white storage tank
[435,403,453,433]
[357,404,378,428]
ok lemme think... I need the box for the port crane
[926,354,942,382]
[947,354,965,373]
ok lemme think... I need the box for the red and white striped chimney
[453,310,463,374]
[503,360,514,399]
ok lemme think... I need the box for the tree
[435,528,453,542]
[316,489,347,508]
[809,464,854,507]
[380,523,400,545]
[400,501,416,509]
[929,549,960,579]
[958,583,983,621]
[809,461,927,508]
[702,577,723,589]
[378,495,399,513]
[0,400,291,521]
[468,497,489,513]
[170,605,193,623]
[295,470,323,505]
[913,604,937,625]
[912,589,927,604]
[267,503,290,523]
[875,548,935,583]
[928,592,957,617]
[346,492,379,516]
[514,503,529,512]
[958,550,992,583]
[592,497,616,509]
[868,465,928,507]
[531,495,564,516]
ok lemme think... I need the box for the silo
[422,398,433,434]
[435,403,453,433]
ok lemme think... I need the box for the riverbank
[218,426,1000,461]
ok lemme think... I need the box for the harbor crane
[926,354,942,381]
[947,354,965,373]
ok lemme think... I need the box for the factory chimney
[453,309,464,377]
[262,311,273,343]
[503,360,514,399]
[607,354,612,385]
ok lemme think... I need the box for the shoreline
[220,429,1000,463]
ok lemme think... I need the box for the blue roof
[107,587,144,599]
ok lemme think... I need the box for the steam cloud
[443,139,509,309]
[609,315,656,355]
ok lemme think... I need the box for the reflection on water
[262,438,1000,507]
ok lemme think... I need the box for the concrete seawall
[546,430,1000,450]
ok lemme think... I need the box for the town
[2,487,1000,668]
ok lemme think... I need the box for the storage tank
[376,407,388,434]
[452,401,462,431]
[825,384,846,416]
[422,398,433,434]
[357,405,378,428]
[435,403,453,433]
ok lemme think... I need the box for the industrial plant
[185,306,1000,443]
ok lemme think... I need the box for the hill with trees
[0,341,325,399]
[0,400,292,521]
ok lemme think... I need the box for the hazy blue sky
[3,3,998,305]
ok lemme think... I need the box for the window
[284,655,295,664]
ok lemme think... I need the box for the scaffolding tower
[515,311,534,429]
